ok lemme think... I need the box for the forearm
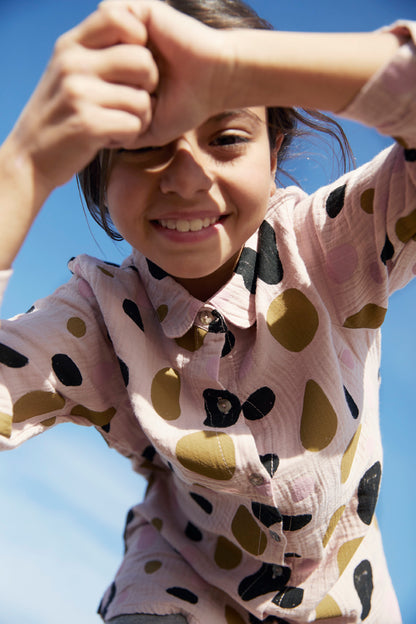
[225,29,403,113]
[0,135,52,271]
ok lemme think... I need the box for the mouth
[156,216,223,233]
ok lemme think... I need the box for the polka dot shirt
[1,22,416,624]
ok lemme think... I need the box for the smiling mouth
[157,216,222,232]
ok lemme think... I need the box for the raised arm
[0,3,158,270]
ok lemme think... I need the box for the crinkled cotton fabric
[1,23,416,624]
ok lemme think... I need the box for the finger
[60,3,148,50]
[74,77,154,120]
[89,44,158,93]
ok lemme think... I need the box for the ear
[269,134,284,196]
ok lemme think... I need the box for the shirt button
[217,398,232,414]
[198,309,215,326]
[248,473,265,487]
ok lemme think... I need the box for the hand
[8,2,159,193]
[100,0,235,148]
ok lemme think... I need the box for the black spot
[142,445,157,462]
[404,148,416,162]
[326,184,346,218]
[166,587,198,604]
[97,581,116,618]
[252,502,282,528]
[238,563,291,601]
[259,453,280,477]
[104,261,120,267]
[272,587,304,609]
[221,330,235,357]
[242,387,275,421]
[203,388,241,428]
[235,221,283,294]
[354,559,373,620]
[146,259,169,280]
[344,386,359,419]
[128,264,139,273]
[190,492,213,514]
[26,305,35,314]
[357,462,381,525]
[101,423,111,433]
[122,299,144,331]
[282,514,312,532]
[51,354,82,386]
[185,522,203,542]
[381,235,395,265]
[207,310,227,334]
[118,357,129,386]
[249,615,290,624]
[0,343,28,368]
[284,553,302,559]
[123,508,135,552]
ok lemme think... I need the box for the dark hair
[77,0,354,241]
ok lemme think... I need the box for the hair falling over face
[77,0,354,241]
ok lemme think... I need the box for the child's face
[106,107,278,298]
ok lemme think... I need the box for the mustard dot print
[267,289,319,352]
[151,367,181,421]
[175,327,207,352]
[13,390,65,422]
[343,304,387,329]
[341,425,362,484]
[176,431,235,480]
[315,594,342,619]
[322,506,346,548]
[360,188,375,214]
[337,537,364,576]
[224,605,246,624]
[157,304,169,322]
[231,505,267,556]
[214,536,243,570]
[41,417,57,428]
[144,560,162,574]
[70,404,116,426]
[97,265,114,278]
[0,412,12,438]
[395,209,416,243]
[67,317,87,338]
[301,380,338,452]
[151,518,163,531]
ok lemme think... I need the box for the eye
[211,133,250,148]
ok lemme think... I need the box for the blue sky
[0,0,415,622]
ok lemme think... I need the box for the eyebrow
[207,109,264,126]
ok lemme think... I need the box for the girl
[0,0,415,622]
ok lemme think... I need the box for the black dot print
[189,492,213,514]
[404,148,416,162]
[249,615,290,624]
[185,522,203,542]
[354,559,373,620]
[98,581,116,619]
[101,423,111,433]
[259,454,280,477]
[326,184,346,218]
[26,305,35,314]
[103,261,120,268]
[142,445,157,462]
[344,386,359,419]
[51,354,82,386]
[238,563,291,601]
[166,587,198,604]
[252,502,282,528]
[235,221,284,294]
[123,508,135,553]
[381,234,395,265]
[272,587,304,609]
[0,343,28,368]
[242,387,276,421]
[146,259,169,280]
[357,461,381,525]
[202,389,241,428]
[221,330,236,358]
[282,514,312,532]
[122,299,144,331]
[118,357,129,386]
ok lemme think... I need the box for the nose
[159,139,212,198]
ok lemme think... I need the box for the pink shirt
[1,22,415,624]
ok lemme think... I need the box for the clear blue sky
[0,1,415,623]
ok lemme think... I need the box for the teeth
[159,216,219,232]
